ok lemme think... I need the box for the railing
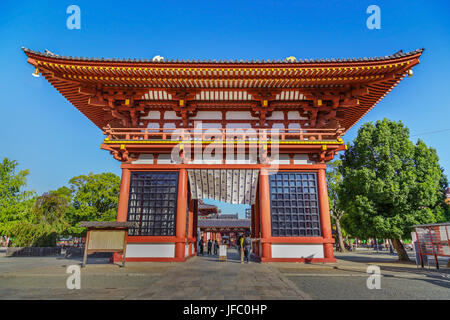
[103,127,344,142]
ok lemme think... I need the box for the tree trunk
[392,238,410,261]
[334,219,346,252]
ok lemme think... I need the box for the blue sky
[1,1,449,218]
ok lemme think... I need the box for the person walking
[199,239,204,256]
[239,235,244,263]
[214,240,219,255]
[207,239,212,255]
[243,233,252,263]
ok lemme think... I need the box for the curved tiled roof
[22,47,423,131]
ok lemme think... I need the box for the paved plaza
[0,248,448,300]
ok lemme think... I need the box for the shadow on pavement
[333,262,450,291]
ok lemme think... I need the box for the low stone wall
[64,247,112,258]
[6,247,61,257]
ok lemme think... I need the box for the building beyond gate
[23,47,423,262]
[196,200,251,247]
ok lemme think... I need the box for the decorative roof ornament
[31,67,40,78]
[44,49,58,57]
[152,55,164,62]
[285,56,297,62]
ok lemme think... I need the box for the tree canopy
[65,172,120,235]
[0,158,35,236]
[0,157,121,245]
[339,119,447,243]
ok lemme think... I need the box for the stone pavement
[124,249,309,300]
[0,248,448,300]
[0,248,309,300]
[278,251,450,300]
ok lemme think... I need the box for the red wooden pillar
[317,168,336,262]
[193,200,198,254]
[114,168,131,262]
[203,232,207,243]
[259,169,272,260]
[251,205,255,238]
[117,168,131,222]
[187,199,194,256]
[254,187,261,256]
[175,169,188,261]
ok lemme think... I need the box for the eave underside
[23,48,422,132]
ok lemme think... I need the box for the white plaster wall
[126,243,175,258]
[164,111,181,119]
[191,111,222,120]
[157,154,175,164]
[293,154,316,165]
[142,111,160,120]
[132,154,154,164]
[288,111,308,120]
[191,155,223,164]
[267,111,284,120]
[271,244,324,259]
[226,123,252,129]
[185,244,189,257]
[225,154,257,164]
[269,154,290,165]
[195,122,222,129]
[226,111,258,120]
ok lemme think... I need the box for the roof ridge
[21,47,425,64]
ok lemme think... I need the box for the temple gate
[23,47,423,262]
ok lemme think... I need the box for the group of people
[198,239,219,256]
[197,233,253,263]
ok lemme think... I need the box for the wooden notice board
[80,221,137,267]
[219,245,227,261]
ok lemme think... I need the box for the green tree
[0,158,121,244]
[32,192,69,229]
[0,158,35,236]
[339,119,445,261]
[9,192,70,247]
[66,172,120,235]
[437,171,450,221]
[326,160,346,252]
[50,186,73,203]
